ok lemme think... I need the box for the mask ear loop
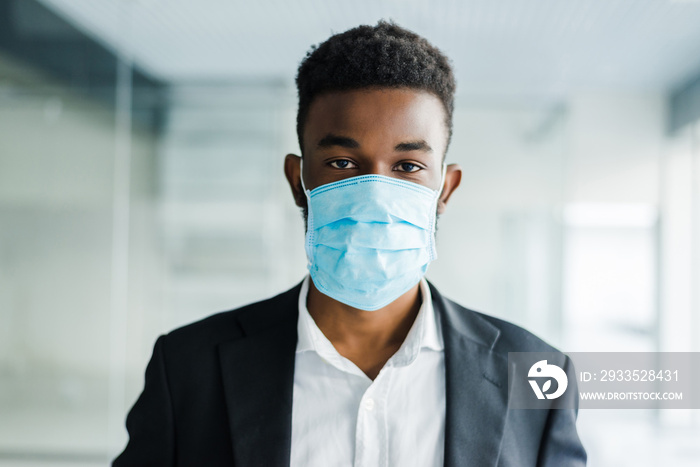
[427,163,447,262]
[299,158,309,196]
[437,162,447,197]
[298,158,315,266]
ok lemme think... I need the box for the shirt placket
[354,367,392,467]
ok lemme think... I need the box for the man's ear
[284,154,307,208]
[437,163,462,215]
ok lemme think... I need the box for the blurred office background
[0,0,699,465]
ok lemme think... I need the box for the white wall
[429,92,669,354]
[0,57,160,456]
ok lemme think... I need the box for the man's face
[285,87,461,219]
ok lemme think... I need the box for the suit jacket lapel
[216,281,510,466]
[218,285,301,467]
[429,282,510,467]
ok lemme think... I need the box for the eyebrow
[316,133,432,153]
[395,140,433,153]
[317,134,360,149]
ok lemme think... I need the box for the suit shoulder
[443,297,561,355]
[477,310,560,354]
[161,283,301,351]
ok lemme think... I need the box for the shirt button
[364,398,375,411]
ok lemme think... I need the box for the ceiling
[38,0,700,98]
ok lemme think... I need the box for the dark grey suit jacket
[114,281,586,466]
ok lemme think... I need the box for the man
[114,21,586,466]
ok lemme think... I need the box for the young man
[114,21,586,466]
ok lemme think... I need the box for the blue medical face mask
[301,164,446,311]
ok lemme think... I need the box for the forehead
[303,87,448,155]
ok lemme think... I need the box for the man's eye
[395,162,421,173]
[329,160,355,169]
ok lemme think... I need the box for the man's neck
[306,279,422,380]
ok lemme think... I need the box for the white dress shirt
[290,276,446,467]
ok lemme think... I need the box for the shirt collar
[296,276,444,368]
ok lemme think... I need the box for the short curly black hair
[295,20,456,156]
